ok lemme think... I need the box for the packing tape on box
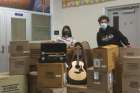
[23,51,30,54]
[56,75,61,78]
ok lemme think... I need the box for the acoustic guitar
[67,45,87,85]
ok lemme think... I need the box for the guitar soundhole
[75,64,80,69]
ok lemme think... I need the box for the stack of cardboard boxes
[28,41,67,93]
[120,48,140,93]
[32,42,67,93]
[6,40,140,93]
[0,40,30,93]
[29,42,41,66]
[9,41,30,75]
[87,45,119,93]
[28,42,41,93]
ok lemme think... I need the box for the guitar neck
[76,54,80,66]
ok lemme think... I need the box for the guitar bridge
[74,71,81,74]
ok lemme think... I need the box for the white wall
[51,0,140,48]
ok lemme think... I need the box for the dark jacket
[97,26,130,47]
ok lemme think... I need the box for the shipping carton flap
[102,45,118,49]
[123,56,140,59]
[66,84,87,88]
[0,72,9,79]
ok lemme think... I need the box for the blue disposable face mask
[100,23,108,30]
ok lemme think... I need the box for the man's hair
[98,15,109,23]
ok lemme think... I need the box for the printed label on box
[94,71,99,80]
[93,58,101,68]
[0,84,20,93]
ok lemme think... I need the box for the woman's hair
[98,15,109,23]
[62,25,72,37]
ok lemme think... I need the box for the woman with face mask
[56,25,76,48]
[97,15,130,47]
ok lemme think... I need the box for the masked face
[63,31,70,37]
[63,28,71,37]
[100,23,108,30]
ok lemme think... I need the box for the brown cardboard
[30,58,39,65]
[9,56,29,75]
[29,41,54,58]
[122,57,140,75]
[67,85,87,93]
[87,88,112,93]
[0,74,27,93]
[122,75,140,93]
[113,60,122,93]
[92,45,119,71]
[30,42,41,58]
[37,63,65,88]
[85,49,93,67]
[67,48,73,66]
[87,68,113,91]
[120,48,140,58]
[38,87,67,93]
[29,56,39,72]
[9,41,30,56]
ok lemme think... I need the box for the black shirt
[97,26,130,47]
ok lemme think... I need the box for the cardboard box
[9,56,29,75]
[92,45,119,71]
[30,42,41,58]
[122,75,140,93]
[67,85,87,93]
[37,63,65,88]
[0,74,27,93]
[38,87,67,93]
[122,57,140,75]
[120,48,140,58]
[87,68,113,91]
[9,41,30,56]
[113,61,122,93]
[67,48,73,66]
[87,88,113,93]
[85,49,93,67]
[30,58,39,66]
[30,41,54,58]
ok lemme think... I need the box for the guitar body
[67,60,87,85]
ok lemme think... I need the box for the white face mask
[100,23,108,30]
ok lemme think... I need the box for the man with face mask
[97,15,130,47]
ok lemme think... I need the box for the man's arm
[116,29,130,46]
